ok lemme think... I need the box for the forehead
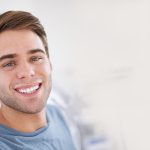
[0,30,45,56]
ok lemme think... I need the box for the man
[0,11,76,150]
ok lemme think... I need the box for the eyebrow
[27,49,46,55]
[0,54,17,62]
[0,49,46,62]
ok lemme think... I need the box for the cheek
[44,67,52,79]
[0,74,10,88]
[0,72,10,86]
[36,62,52,77]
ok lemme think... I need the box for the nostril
[16,69,35,79]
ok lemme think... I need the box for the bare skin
[0,30,52,133]
[0,105,46,133]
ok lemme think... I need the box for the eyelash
[2,61,16,68]
[31,56,43,62]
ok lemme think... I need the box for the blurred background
[1,0,150,149]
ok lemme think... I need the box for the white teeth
[18,85,39,94]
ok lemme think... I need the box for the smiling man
[0,11,76,150]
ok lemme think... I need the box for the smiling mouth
[14,83,42,95]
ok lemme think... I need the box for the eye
[31,56,43,62]
[2,61,16,68]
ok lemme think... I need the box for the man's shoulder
[46,104,64,120]
[46,104,69,128]
[0,139,11,150]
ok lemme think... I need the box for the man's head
[0,11,52,114]
[0,10,49,58]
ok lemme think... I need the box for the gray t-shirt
[0,105,76,150]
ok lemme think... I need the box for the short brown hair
[0,10,49,57]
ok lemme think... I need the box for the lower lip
[15,84,42,97]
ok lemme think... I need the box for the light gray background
[1,0,150,149]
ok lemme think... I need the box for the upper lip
[14,81,42,90]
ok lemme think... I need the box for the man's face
[0,30,52,114]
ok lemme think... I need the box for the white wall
[0,0,150,149]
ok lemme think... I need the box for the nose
[16,61,35,79]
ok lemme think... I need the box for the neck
[0,104,47,133]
